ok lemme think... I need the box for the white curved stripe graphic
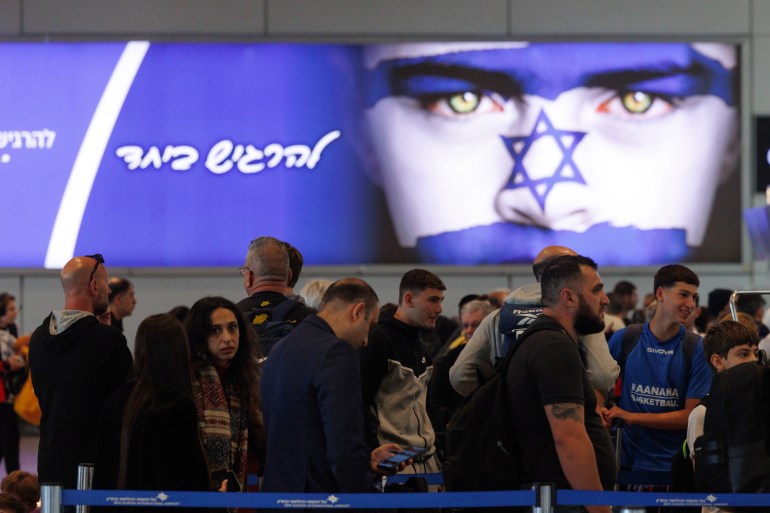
[45,41,150,269]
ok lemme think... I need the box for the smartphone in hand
[376,445,427,470]
[212,469,242,492]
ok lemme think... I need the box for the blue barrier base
[54,488,770,509]
[62,489,535,509]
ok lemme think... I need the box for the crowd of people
[0,237,766,513]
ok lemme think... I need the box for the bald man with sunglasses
[29,255,132,491]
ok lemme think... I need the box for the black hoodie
[29,313,132,488]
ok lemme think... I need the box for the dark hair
[653,264,699,293]
[533,256,571,282]
[458,294,480,310]
[694,308,716,335]
[0,472,39,513]
[167,305,190,323]
[108,277,132,302]
[380,303,397,317]
[118,314,194,487]
[541,255,598,307]
[708,288,734,317]
[0,493,26,513]
[132,314,193,396]
[613,280,636,297]
[283,242,303,288]
[184,297,259,404]
[398,269,445,304]
[0,293,14,318]
[736,293,766,316]
[532,260,549,282]
[703,320,759,373]
[320,278,379,312]
[605,292,624,315]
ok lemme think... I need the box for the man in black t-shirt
[508,255,615,513]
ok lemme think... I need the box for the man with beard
[508,255,615,512]
[29,255,132,490]
[450,245,619,398]
[603,265,711,485]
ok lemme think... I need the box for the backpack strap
[618,323,644,377]
[495,319,567,377]
[679,330,701,394]
[494,324,524,376]
[682,331,700,373]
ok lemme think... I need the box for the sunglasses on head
[84,254,104,282]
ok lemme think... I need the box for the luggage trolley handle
[728,290,770,321]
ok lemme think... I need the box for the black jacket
[29,314,132,488]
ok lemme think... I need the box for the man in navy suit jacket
[261,277,407,492]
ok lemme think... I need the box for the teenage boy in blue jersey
[602,265,712,486]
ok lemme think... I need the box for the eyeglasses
[85,254,104,283]
[238,266,252,277]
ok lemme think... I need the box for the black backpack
[244,298,301,357]
[442,309,549,493]
[693,361,770,493]
[670,402,705,513]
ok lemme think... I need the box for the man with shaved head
[450,245,619,398]
[29,255,132,490]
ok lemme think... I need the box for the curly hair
[184,297,260,412]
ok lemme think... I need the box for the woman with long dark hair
[184,297,261,492]
[94,314,210,493]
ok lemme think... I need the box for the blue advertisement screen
[0,41,741,267]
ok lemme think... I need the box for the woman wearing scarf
[185,297,263,492]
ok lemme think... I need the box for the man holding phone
[261,278,409,493]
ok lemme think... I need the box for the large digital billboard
[0,41,741,267]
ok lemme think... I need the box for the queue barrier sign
[38,486,770,511]
[59,488,535,509]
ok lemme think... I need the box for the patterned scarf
[193,364,248,487]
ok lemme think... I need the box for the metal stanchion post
[41,483,62,513]
[532,482,554,513]
[76,463,94,513]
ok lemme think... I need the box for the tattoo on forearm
[550,403,583,423]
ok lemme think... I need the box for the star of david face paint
[363,42,739,265]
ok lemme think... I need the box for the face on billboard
[363,42,740,265]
